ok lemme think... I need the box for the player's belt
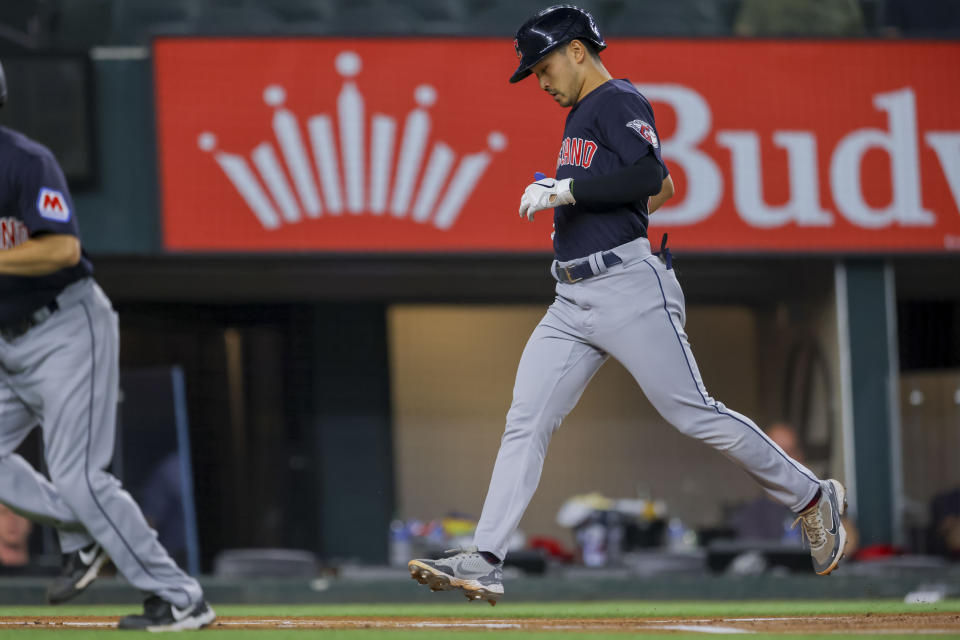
[0,299,60,342]
[555,251,622,284]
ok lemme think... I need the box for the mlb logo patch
[36,188,71,222]
[626,119,659,149]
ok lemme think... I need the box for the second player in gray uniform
[409,5,847,604]
[0,60,214,631]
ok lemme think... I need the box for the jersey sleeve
[16,150,80,237]
[596,91,668,177]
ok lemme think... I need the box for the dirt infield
[1,612,959,633]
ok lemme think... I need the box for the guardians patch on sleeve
[626,119,659,149]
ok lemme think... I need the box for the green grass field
[1,600,958,639]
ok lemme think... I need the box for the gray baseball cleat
[408,546,504,605]
[795,479,848,575]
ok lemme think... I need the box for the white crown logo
[198,51,508,231]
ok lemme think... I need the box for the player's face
[531,47,580,108]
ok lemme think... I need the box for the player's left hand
[518,177,574,221]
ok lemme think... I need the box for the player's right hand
[518,177,574,221]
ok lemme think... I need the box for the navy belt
[555,251,622,284]
[0,299,59,342]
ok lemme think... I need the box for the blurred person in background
[929,488,960,561]
[728,423,808,545]
[734,0,865,36]
[0,503,31,567]
[0,59,213,631]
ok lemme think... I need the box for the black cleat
[46,542,110,605]
[117,595,216,632]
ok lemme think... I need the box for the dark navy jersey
[0,126,93,324]
[554,79,668,261]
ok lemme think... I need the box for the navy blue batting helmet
[0,60,6,107]
[509,5,606,84]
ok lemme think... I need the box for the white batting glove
[518,177,574,221]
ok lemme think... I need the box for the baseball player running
[0,60,214,631]
[409,5,847,605]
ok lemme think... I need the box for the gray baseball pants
[0,278,202,608]
[473,237,821,561]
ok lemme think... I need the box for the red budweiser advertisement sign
[154,39,960,253]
